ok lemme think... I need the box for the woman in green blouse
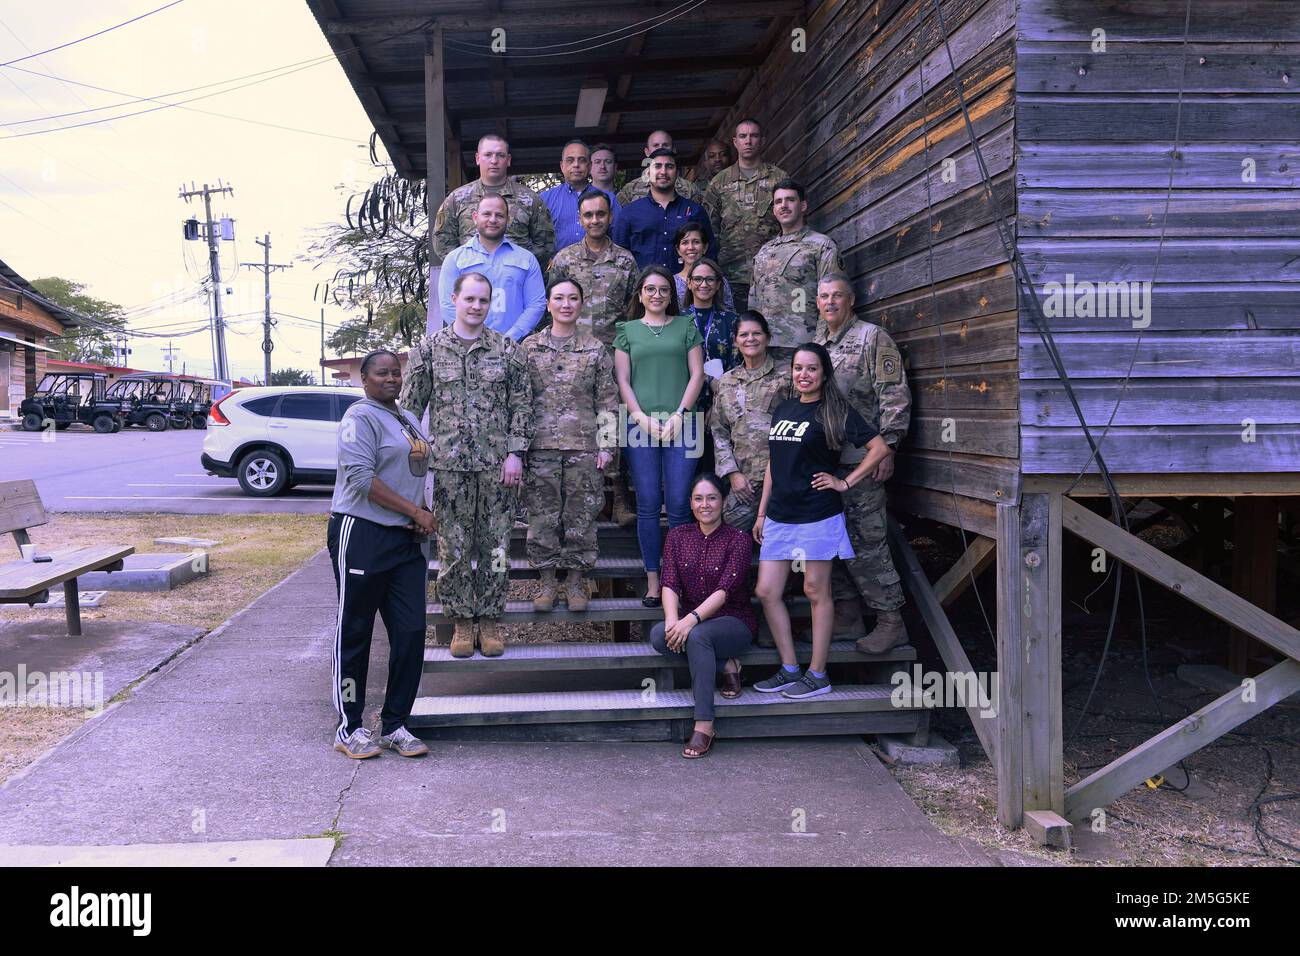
[613,265,705,605]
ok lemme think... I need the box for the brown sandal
[720,662,742,699]
[682,730,715,758]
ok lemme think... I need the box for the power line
[0,1,187,67]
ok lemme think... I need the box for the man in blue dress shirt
[539,139,595,252]
[611,148,717,272]
[438,193,546,340]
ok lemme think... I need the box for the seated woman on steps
[649,472,757,758]
[522,277,619,612]
[751,343,892,702]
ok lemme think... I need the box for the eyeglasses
[643,287,671,297]
[689,276,719,285]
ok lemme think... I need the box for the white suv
[201,386,365,497]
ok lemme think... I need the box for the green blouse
[613,314,703,415]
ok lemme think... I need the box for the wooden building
[0,258,78,418]
[310,0,1300,839]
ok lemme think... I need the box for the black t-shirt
[766,397,878,524]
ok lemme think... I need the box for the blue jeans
[624,420,696,572]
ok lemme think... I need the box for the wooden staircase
[414,520,928,742]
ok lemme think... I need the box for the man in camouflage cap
[400,271,533,659]
[750,179,843,357]
[702,118,786,313]
[545,188,639,526]
[432,133,555,265]
[615,130,703,205]
[812,273,910,654]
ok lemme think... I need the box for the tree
[270,368,315,386]
[30,277,127,364]
[326,301,418,357]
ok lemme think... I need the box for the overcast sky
[0,0,387,381]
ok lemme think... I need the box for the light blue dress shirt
[438,236,546,340]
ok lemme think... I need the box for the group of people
[327,120,913,761]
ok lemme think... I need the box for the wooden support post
[1230,496,1278,675]
[934,535,996,608]
[1019,493,1064,816]
[995,502,1023,828]
[424,26,446,332]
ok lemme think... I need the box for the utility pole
[320,308,326,387]
[241,233,291,385]
[178,181,235,380]
[162,341,181,375]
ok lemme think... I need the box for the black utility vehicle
[107,374,195,431]
[19,372,125,433]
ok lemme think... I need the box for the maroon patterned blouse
[660,522,757,636]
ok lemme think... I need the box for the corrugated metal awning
[0,330,58,352]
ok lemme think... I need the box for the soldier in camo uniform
[522,277,619,612]
[432,133,555,265]
[812,273,910,654]
[400,271,533,660]
[749,179,844,357]
[702,118,787,313]
[615,130,703,206]
[545,188,639,527]
[710,311,790,534]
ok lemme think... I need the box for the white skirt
[759,512,855,561]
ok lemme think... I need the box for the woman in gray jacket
[328,349,436,759]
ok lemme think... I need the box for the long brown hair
[628,265,681,320]
[792,342,853,451]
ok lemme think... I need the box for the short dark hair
[577,187,611,212]
[647,147,677,162]
[773,178,805,202]
[477,132,509,152]
[562,138,590,152]
[734,310,771,339]
[735,117,762,135]
[546,275,585,300]
[359,349,400,377]
[590,142,616,158]
[476,192,509,212]
[673,222,707,249]
[453,270,493,295]
[691,471,729,500]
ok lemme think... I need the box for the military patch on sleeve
[874,345,903,384]
[408,346,426,371]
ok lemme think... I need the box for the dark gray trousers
[649,616,754,720]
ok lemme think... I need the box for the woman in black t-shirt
[750,342,892,701]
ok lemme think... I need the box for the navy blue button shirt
[611,194,718,272]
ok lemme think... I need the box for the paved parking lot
[0,426,332,514]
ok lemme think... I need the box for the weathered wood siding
[723,0,1021,535]
[1016,0,1300,475]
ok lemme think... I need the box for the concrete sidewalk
[0,550,1022,866]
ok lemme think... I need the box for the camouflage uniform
[749,227,844,348]
[545,239,639,346]
[521,328,619,571]
[400,324,533,619]
[615,170,702,206]
[432,177,556,266]
[814,317,910,612]
[701,161,787,311]
[710,356,790,532]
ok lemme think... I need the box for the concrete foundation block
[875,731,959,767]
[0,590,107,610]
[154,537,221,548]
[79,552,210,592]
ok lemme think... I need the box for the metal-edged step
[428,556,646,579]
[423,639,915,671]
[425,596,810,624]
[408,684,921,735]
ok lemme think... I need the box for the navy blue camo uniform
[328,398,431,745]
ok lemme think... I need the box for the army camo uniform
[545,239,639,347]
[814,317,910,613]
[432,178,556,266]
[521,328,619,571]
[400,325,533,620]
[701,162,787,310]
[709,356,791,532]
[750,227,844,348]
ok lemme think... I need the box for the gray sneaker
[379,726,429,757]
[335,726,380,759]
[753,667,805,694]
[782,671,832,700]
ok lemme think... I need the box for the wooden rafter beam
[933,535,996,608]
[1061,497,1300,663]
[369,54,766,85]
[1064,658,1300,822]
[605,32,647,137]
[324,3,803,33]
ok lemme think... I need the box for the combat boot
[856,608,908,654]
[478,618,505,657]
[565,572,591,612]
[795,597,865,643]
[611,485,637,528]
[533,568,559,611]
[450,619,476,658]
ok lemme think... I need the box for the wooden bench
[0,479,133,635]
